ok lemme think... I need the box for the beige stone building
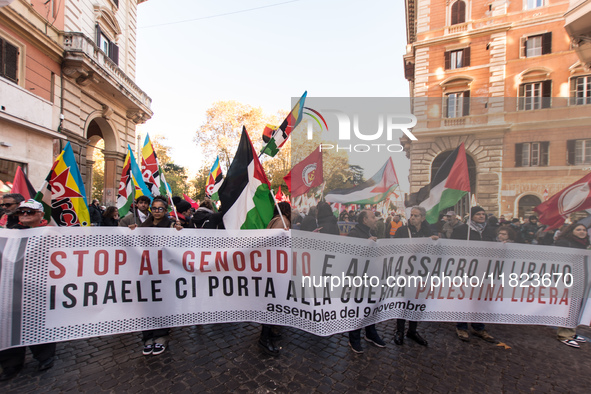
[404,0,591,219]
[0,0,151,205]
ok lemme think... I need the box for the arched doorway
[85,116,123,206]
[517,194,542,219]
[431,150,477,218]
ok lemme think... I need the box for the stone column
[103,151,126,206]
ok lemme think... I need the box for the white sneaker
[561,339,580,348]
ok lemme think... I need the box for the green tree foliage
[190,165,211,202]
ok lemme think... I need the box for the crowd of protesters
[0,192,588,379]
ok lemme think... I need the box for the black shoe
[348,341,364,354]
[365,334,386,348]
[258,337,280,356]
[38,356,55,372]
[394,331,404,346]
[0,366,22,381]
[406,331,428,346]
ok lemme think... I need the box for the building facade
[404,0,591,219]
[0,0,151,204]
[0,0,65,187]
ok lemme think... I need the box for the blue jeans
[456,322,485,331]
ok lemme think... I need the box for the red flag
[183,194,200,209]
[276,186,286,202]
[11,166,36,200]
[285,146,323,197]
[534,172,591,230]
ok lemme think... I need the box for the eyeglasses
[0,203,18,207]
[151,207,167,212]
[17,210,39,216]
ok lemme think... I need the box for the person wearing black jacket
[132,196,182,356]
[316,202,340,235]
[553,222,589,348]
[451,206,496,343]
[300,206,318,232]
[88,199,103,226]
[393,206,437,346]
[347,209,386,353]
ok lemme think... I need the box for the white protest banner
[0,228,589,350]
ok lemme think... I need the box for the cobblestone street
[2,321,590,393]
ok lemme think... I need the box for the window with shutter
[570,75,591,105]
[567,140,576,165]
[574,140,591,165]
[518,142,549,167]
[541,80,551,109]
[515,143,523,167]
[445,90,470,118]
[541,32,552,55]
[445,48,470,70]
[518,81,551,110]
[451,1,466,25]
[0,37,19,84]
[540,141,549,166]
[462,90,470,116]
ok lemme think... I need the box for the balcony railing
[446,23,469,34]
[444,117,466,127]
[63,32,152,110]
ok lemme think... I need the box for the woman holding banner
[554,222,589,348]
[134,196,183,356]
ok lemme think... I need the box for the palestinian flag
[261,91,307,157]
[117,149,135,217]
[205,156,223,201]
[219,127,275,229]
[325,157,399,204]
[405,143,470,224]
[11,166,36,200]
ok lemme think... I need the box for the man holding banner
[393,206,437,347]
[0,200,55,381]
[347,209,387,353]
[451,206,496,343]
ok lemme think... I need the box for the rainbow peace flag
[35,142,91,226]
[261,91,307,157]
[127,144,152,200]
[205,156,223,201]
[141,134,170,198]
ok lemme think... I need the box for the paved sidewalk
[1,321,590,393]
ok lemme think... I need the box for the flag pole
[270,188,288,230]
[467,192,471,241]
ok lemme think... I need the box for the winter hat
[176,200,192,213]
[470,206,485,219]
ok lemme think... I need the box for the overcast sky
[135,0,409,187]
